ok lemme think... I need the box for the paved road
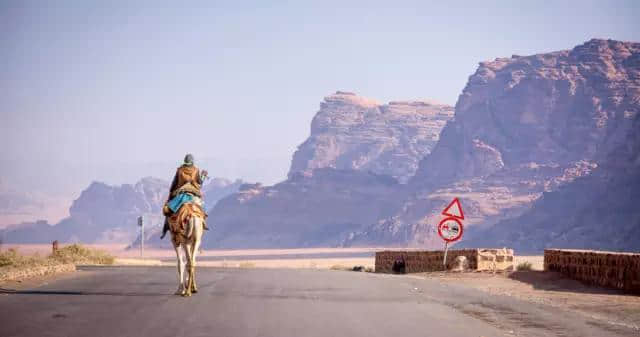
[0,267,632,337]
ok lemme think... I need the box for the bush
[51,244,114,265]
[516,261,533,271]
[0,248,55,268]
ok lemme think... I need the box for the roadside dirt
[413,271,640,333]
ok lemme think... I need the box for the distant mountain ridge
[1,177,244,244]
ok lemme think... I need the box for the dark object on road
[352,265,364,272]
[392,256,406,274]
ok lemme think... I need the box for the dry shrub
[50,244,114,265]
[516,261,533,271]
[0,248,54,268]
[238,262,256,268]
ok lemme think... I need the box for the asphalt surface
[0,266,633,337]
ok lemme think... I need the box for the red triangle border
[442,197,465,220]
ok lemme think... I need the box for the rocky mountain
[344,39,640,250]
[2,176,244,244]
[289,91,454,183]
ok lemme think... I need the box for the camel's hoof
[192,288,198,293]
[174,289,183,295]
[182,292,192,297]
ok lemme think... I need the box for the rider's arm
[168,171,179,200]
[198,169,208,184]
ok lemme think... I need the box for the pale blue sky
[1,0,639,198]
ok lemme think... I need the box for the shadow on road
[0,288,170,297]
[508,271,635,296]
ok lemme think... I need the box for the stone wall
[544,249,640,293]
[375,248,514,273]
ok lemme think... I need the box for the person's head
[183,153,194,166]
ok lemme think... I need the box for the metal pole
[141,220,144,258]
[137,215,144,258]
[443,241,449,270]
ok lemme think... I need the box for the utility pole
[137,216,144,258]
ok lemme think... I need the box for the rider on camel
[161,153,210,239]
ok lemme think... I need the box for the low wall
[375,248,514,273]
[544,249,640,293]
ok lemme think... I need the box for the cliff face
[414,39,639,186]
[289,91,453,183]
[461,114,640,252]
[346,39,640,249]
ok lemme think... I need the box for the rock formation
[345,39,640,250]
[289,91,453,183]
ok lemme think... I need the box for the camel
[168,202,206,297]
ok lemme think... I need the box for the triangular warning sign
[442,197,464,220]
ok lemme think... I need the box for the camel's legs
[183,242,194,297]
[174,244,186,295]
[190,244,198,293]
[191,219,202,293]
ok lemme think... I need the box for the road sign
[437,217,464,242]
[442,197,464,220]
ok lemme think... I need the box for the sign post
[443,242,449,268]
[137,216,144,258]
[436,198,465,269]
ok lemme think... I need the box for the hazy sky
[1,0,639,199]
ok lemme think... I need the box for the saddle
[168,202,207,245]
